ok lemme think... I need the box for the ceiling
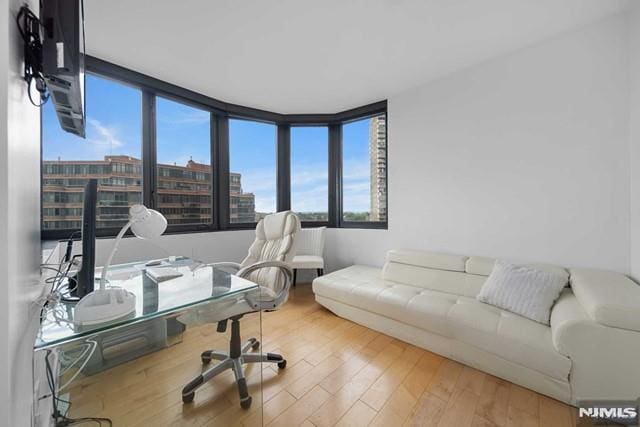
[85,0,629,114]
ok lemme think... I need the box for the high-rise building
[42,155,256,230]
[369,115,387,221]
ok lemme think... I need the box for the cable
[15,5,49,107]
[45,350,113,427]
[56,340,97,393]
[39,228,111,426]
[40,229,83,311]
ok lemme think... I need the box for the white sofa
[312,249,640,404]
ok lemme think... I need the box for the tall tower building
[369,115,387,221]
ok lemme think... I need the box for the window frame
[340,112,389,227]
[289,124,331,226]
[40,55,387,241]
[227,117,278,227]
[154,94,215,232]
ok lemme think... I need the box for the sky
[43,74,373,213]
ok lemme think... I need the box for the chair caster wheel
[241,396,252,409]
[251,340,260,350]
[201,354,212,364]
[277,360,287,369]
[182,392,195,404]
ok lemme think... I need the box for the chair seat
[291,255,324,269]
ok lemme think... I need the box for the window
[228,119,277,224]
[156,97,212,226]
[42,74,142,232]
[291,126,328,221]
[342,114,387,222]
[40,56,387,239]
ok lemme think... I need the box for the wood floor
[66,284,578,426]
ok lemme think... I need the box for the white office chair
[181,211,300,409]
[290,226,326,285]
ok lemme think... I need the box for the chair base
[181,316,286,409]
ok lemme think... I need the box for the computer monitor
[71,178,97,298]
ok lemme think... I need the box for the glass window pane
[42,74,142,231]
[229,119,276,223]
[342,114,387,222]
[156,97,212,226]
[291,127,328,221]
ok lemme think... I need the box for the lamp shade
[129,204,167,239]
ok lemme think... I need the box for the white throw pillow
[477,260,568,325]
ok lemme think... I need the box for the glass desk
[36,257,258,349]
[34,257,266,426]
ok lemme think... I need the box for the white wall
[0,0,8,421]
[88,13,634,281]
[100,14,633,278]
[326,14,631,273]
[629,3,640,279]
[91,229,255,267]
[1,0,44,425]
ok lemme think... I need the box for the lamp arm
[99,220,133,290]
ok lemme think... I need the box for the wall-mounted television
[41,0,86,137]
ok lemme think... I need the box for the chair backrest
[240,211,301,293]
[296,227,326,257]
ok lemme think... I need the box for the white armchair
[181,211,300,409]
[290,226,326,285]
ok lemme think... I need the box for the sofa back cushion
[383,250,570,298]
[383,250,487,297]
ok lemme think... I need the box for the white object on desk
[73,288,136,325]
[145,267,183,283]
[74,205,167,326]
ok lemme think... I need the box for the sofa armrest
[550,290,600,356]
[570,268,640,332]
[550,290,640,402]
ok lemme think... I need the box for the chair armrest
[236,260,292,279]
[237,261,293,310]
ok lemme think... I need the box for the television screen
[41,0,86,138]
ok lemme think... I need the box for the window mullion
[142,91,157,209]
[328,124,342,227]
[216,116,230,229]
[210,112,218,230]
[277,124,291,212]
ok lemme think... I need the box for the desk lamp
[74,204,167,325]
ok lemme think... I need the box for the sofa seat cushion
[313,266,457,336]
[312,265,387,304]
[448,297,571,381]
[371,287,458,336]
[291,255,324,269]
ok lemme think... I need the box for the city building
[42,155,256,230]
[369,114,387,221]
